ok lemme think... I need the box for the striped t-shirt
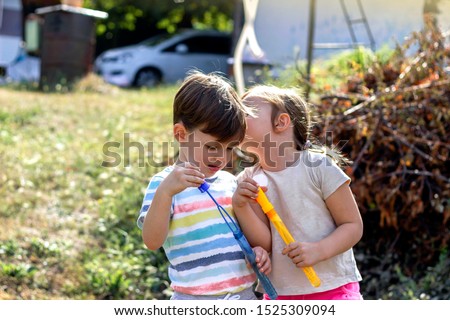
[137,166,256,296]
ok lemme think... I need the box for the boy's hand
[282,241,323,268]
[160,162,205,196]
[233,178,267,208]
[249,246,272,275]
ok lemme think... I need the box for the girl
[233,85,363,300]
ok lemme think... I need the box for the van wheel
[134,68,161,88]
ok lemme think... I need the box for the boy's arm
[233,178,272,252]
[252,246,272,275]
[142,163,205,250]
[142,186,173,250]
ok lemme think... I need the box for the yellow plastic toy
[255,176,321,288]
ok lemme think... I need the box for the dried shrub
[313,22,449,294]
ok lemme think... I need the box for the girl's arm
[233,178,272,252]
[283,183,363,267]
[320,183,363,258]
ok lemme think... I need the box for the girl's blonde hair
[243,85,311,150]
[243,85,349,166]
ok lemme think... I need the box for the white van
[1,0,40,83]
[0,0,22,68]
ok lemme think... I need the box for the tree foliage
[84,0,236,52]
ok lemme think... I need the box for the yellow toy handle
[256,188,321,288]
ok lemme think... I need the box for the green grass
[0,80,175,299]
[1,69,447,300]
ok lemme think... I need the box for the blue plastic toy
[198,181,278,300]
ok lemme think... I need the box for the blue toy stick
[198,182,278,300]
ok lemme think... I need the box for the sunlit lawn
[0,81,176,299]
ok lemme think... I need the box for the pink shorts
[263,282,362,300]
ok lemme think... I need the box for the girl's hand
[160,162,205,196]
[282,242,324,268]
[251,246,272,275]
[233,178,266,208]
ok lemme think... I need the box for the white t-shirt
[239,151,362,295]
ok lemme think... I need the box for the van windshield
[139,33,173,47]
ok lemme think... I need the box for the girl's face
[242,96,274,155]
[242,95,298,171]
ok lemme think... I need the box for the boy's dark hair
[173,71,247,143]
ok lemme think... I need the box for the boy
[137,72,270,300]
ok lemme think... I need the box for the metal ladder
[340,0,375,51]
[311,0,375,51]
[305,0,376,97]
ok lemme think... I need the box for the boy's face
[176,125,239,177]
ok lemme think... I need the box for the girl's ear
[173,123,187,142]
[274,113,291,133]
